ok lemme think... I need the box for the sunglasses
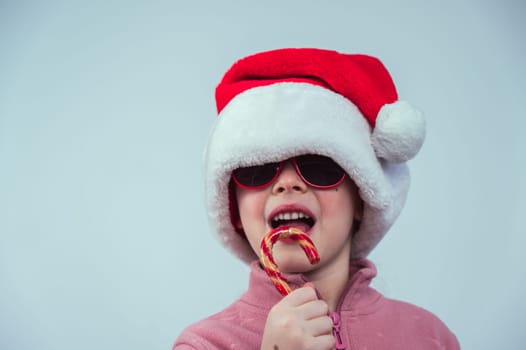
[232,155,347,190]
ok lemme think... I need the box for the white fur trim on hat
[204,83,411,263]
[372,101,426,163]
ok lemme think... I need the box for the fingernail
[304,282,315,289]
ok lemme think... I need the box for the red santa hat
[204,48,425,263]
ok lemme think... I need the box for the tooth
[272,211,312,223]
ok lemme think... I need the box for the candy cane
[259,226,320,296]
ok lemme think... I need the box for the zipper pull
[329,311,346,350]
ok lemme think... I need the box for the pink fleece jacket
[174,259,460,349]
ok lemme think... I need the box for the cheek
[235,188,268,253]
[236,190,265,224]
[318,189,355,230]
[237,190,261,221]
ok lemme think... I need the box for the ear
[234,217,244,231]
[351,198,364,236]
[354,198,364,222]
[228,179,245,234]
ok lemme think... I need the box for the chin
[273,248,317,274]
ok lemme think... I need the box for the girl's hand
[261,284,335,350]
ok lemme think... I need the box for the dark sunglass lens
[233,163,279,187]
[296,155,345,186]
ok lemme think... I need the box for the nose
[272,161,308,194]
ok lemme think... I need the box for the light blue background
[1,1,525,349]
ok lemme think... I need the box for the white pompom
[371,101,426,163]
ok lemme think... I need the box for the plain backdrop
[1,1,525,349]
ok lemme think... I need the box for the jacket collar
[241,258,383,314]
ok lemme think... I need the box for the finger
[311,334,336,350]
[297,299,329,320]
[306,315,334,336]
[283,285,318,307]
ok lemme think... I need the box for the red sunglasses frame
[232,156,347,190]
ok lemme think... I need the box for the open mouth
[270,211,316,231]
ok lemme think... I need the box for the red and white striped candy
[260,226,320,296]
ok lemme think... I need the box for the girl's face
[234,159,362,277]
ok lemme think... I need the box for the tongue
[278,221,311,234]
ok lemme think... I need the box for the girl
[174,48,459,350]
